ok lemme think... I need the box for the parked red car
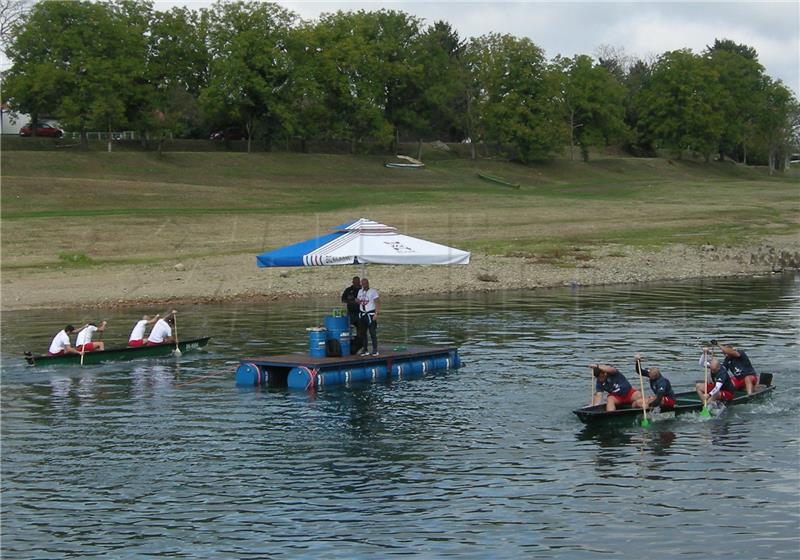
[19,122,64,138]
[210,127,248,141]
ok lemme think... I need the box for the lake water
[2,274,799,558]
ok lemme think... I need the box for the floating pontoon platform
[236,345,460,389]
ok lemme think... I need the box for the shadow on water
[577,423,677,454]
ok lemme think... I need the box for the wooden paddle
[700,347,711,418]
[78,323,87,366]
[172,311,181,357]
[635,356,650,427]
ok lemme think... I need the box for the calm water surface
[2,275,799,558]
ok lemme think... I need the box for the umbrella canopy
[256,218,470,267]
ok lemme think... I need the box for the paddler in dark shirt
[632,354,676,410]
[713,339,758,395]
[590,364,642,411]
[695,356,736,404]
[341,276,361,328]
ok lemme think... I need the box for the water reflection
[1,274,799,559]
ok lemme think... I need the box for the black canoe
[573,372,775,424]
[24,337,212,366]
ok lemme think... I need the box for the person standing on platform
[128,314,160,347]
[341,276,361,329]
[357,278,380,356]
[75,321,107,353]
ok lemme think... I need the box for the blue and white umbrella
[256,218,470,268]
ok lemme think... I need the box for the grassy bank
[1,150,798,272]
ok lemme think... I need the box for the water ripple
[2,274,799,558]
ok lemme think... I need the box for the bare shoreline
[2,234,798,312]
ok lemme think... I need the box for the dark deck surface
[242,345,456,368]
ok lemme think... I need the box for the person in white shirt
[75,321,106,352]
[128,314,160,347]
[356,278,380,356]
[147,311,177,345]
[48,324,85,355]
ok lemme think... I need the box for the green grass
[57,252,96,267]
[1,149,797,268]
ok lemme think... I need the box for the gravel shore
[3,234,798,311]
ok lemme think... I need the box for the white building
[1,104,29,134]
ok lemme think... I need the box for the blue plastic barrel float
[235,362,265,386]
[283,348,461,390]
[307,328,327,358]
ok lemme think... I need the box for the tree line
[3,0,798,171]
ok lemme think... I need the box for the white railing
[65,131,138,140]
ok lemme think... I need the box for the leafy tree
[303,10,397,150]
[468,33,562,163]
[280,22,331,151]
[708,38,758,61]
[300,9,425,151]
[370,10,425,147]
[4,0,147,149]
[635,49,723,161]
[705,39,765,163]
[621,58,654,155]
[753,78,799,174]
[553,54,627,161]
[415,21,468,142]
[145,5,210,150]
[200,0,297,153]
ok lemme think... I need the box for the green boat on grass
[573,373,775,424]
[24,337,212,366]
[477,172,521,189]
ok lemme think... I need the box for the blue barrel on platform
[324,315,351,357]
[308,328,327,358]
[337,329,350,357]
[324,315,349,333]
[323,327,351,357]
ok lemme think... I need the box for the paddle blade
[699,406,711,418]
[173,348,183,357]
[641,418,650,428]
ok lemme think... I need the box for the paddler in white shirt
[147,310,177,346]
[75,321,106,353]
[48,324,86,356]
[128,314,160,347]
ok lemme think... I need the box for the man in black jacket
[341,276,361,328]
